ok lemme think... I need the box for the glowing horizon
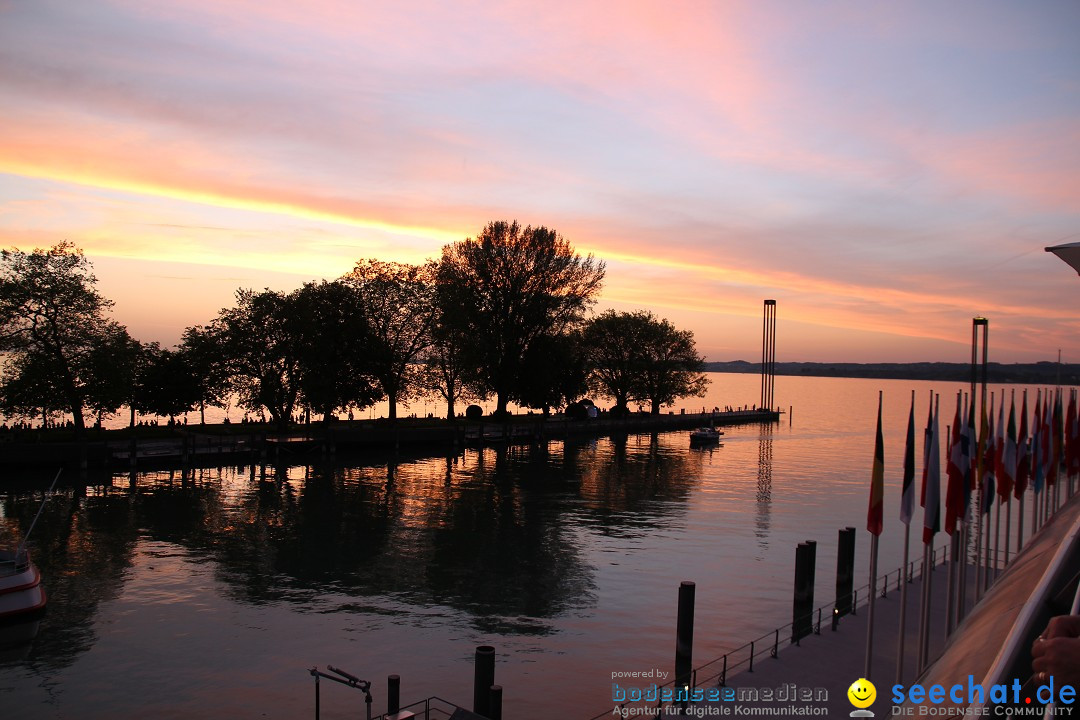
[1,1,1078,364]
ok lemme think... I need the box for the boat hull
[0,552,47,625]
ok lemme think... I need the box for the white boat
[0,548,47,626]
[689,427,724,445]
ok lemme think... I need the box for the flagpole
[917,543,931,673]
[1005,389,1016,566]
[917,392,940,672]
[945,418,956,637]
[897,521,911,684]
[958,392,973,624]
[865,390,884,680]
[896,389,915,686]
[1018,389,1028,554]
[865,532,879,679]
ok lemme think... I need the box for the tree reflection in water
[1,434,712,673]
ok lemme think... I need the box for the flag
[994,391,1006,496]
[981,395,996,515]
[1051,390,1064,487]
[999,394,1016,501]
[1068,390,1079,478]
[977,389,990,496]
[923,399,941,544]
[900,392,916,525]
[868,393,885,536]
[1041,392,1053,488]
[1015,391,1030,499]
[920,391,934,507]
[964,394,977,512]
[945,392,965,534]
[1033,391,1046,495]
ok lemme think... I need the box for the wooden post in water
[387,675,400,714]
[792,541,816,643]
[675,581,695,692]
[835,527,856,621]
[473,646,495,718]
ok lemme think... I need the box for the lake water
[1,373,1075,719]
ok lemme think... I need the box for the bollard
[675,581,696,692]
[792,540,818,642]
[388,675,400,715]
[490,685,503,720]
[834,527,855,618]
[473,646,496,718]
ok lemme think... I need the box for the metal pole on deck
[865,533,879,679]
[945,529,956,637]
[896,522,912,685]
[916,544,931,674]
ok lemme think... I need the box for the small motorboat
[1,469,58,633]
[0,548,46,626]
[689,427,724,446]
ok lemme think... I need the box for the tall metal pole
[761,300,776,412]
[973,318,989,601]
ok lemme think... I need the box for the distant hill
[703,360,1080,385]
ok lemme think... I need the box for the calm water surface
[1,374,1074,718]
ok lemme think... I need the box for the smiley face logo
[848,678,876,709]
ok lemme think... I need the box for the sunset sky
[1,1,1078,363]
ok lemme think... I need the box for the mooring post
[388,675,400,714]
[793,540,818,642]
[793,542,808,642]
[473,645,495,718]
[489,685,503,720]
[676,581,696,693]
[835,527,856,620]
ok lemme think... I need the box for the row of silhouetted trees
[0,222,709,434]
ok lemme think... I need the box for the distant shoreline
[704,360,1080,385]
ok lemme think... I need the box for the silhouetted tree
[82,323,142,425]
[636,314,708,414]
[0,243,130,435]
[292,280,380,423]
[179,325,231,424]
[437,221,604,417]
[134,345,201,422]
[514,332,588,415]
[584,310,708,414]
[582,310,648,414]
[421,312,477,421]
[212,288,304,432]
[342,260,436,423]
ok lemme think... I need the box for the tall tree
[0,243,126,436]
[212,288,304,432]
[437,221,605,417]
[514,332,588,415]
[179,325,232,425]
[583,310,649,415]
[134,345,202,423]
[635,315,709,414]
[292,280,380,423]
[342,260,436,423]
[421,312,476,421]
[584,310,709,414]
[81,323,142,425]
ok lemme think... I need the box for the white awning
[1046,241,1080,276]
